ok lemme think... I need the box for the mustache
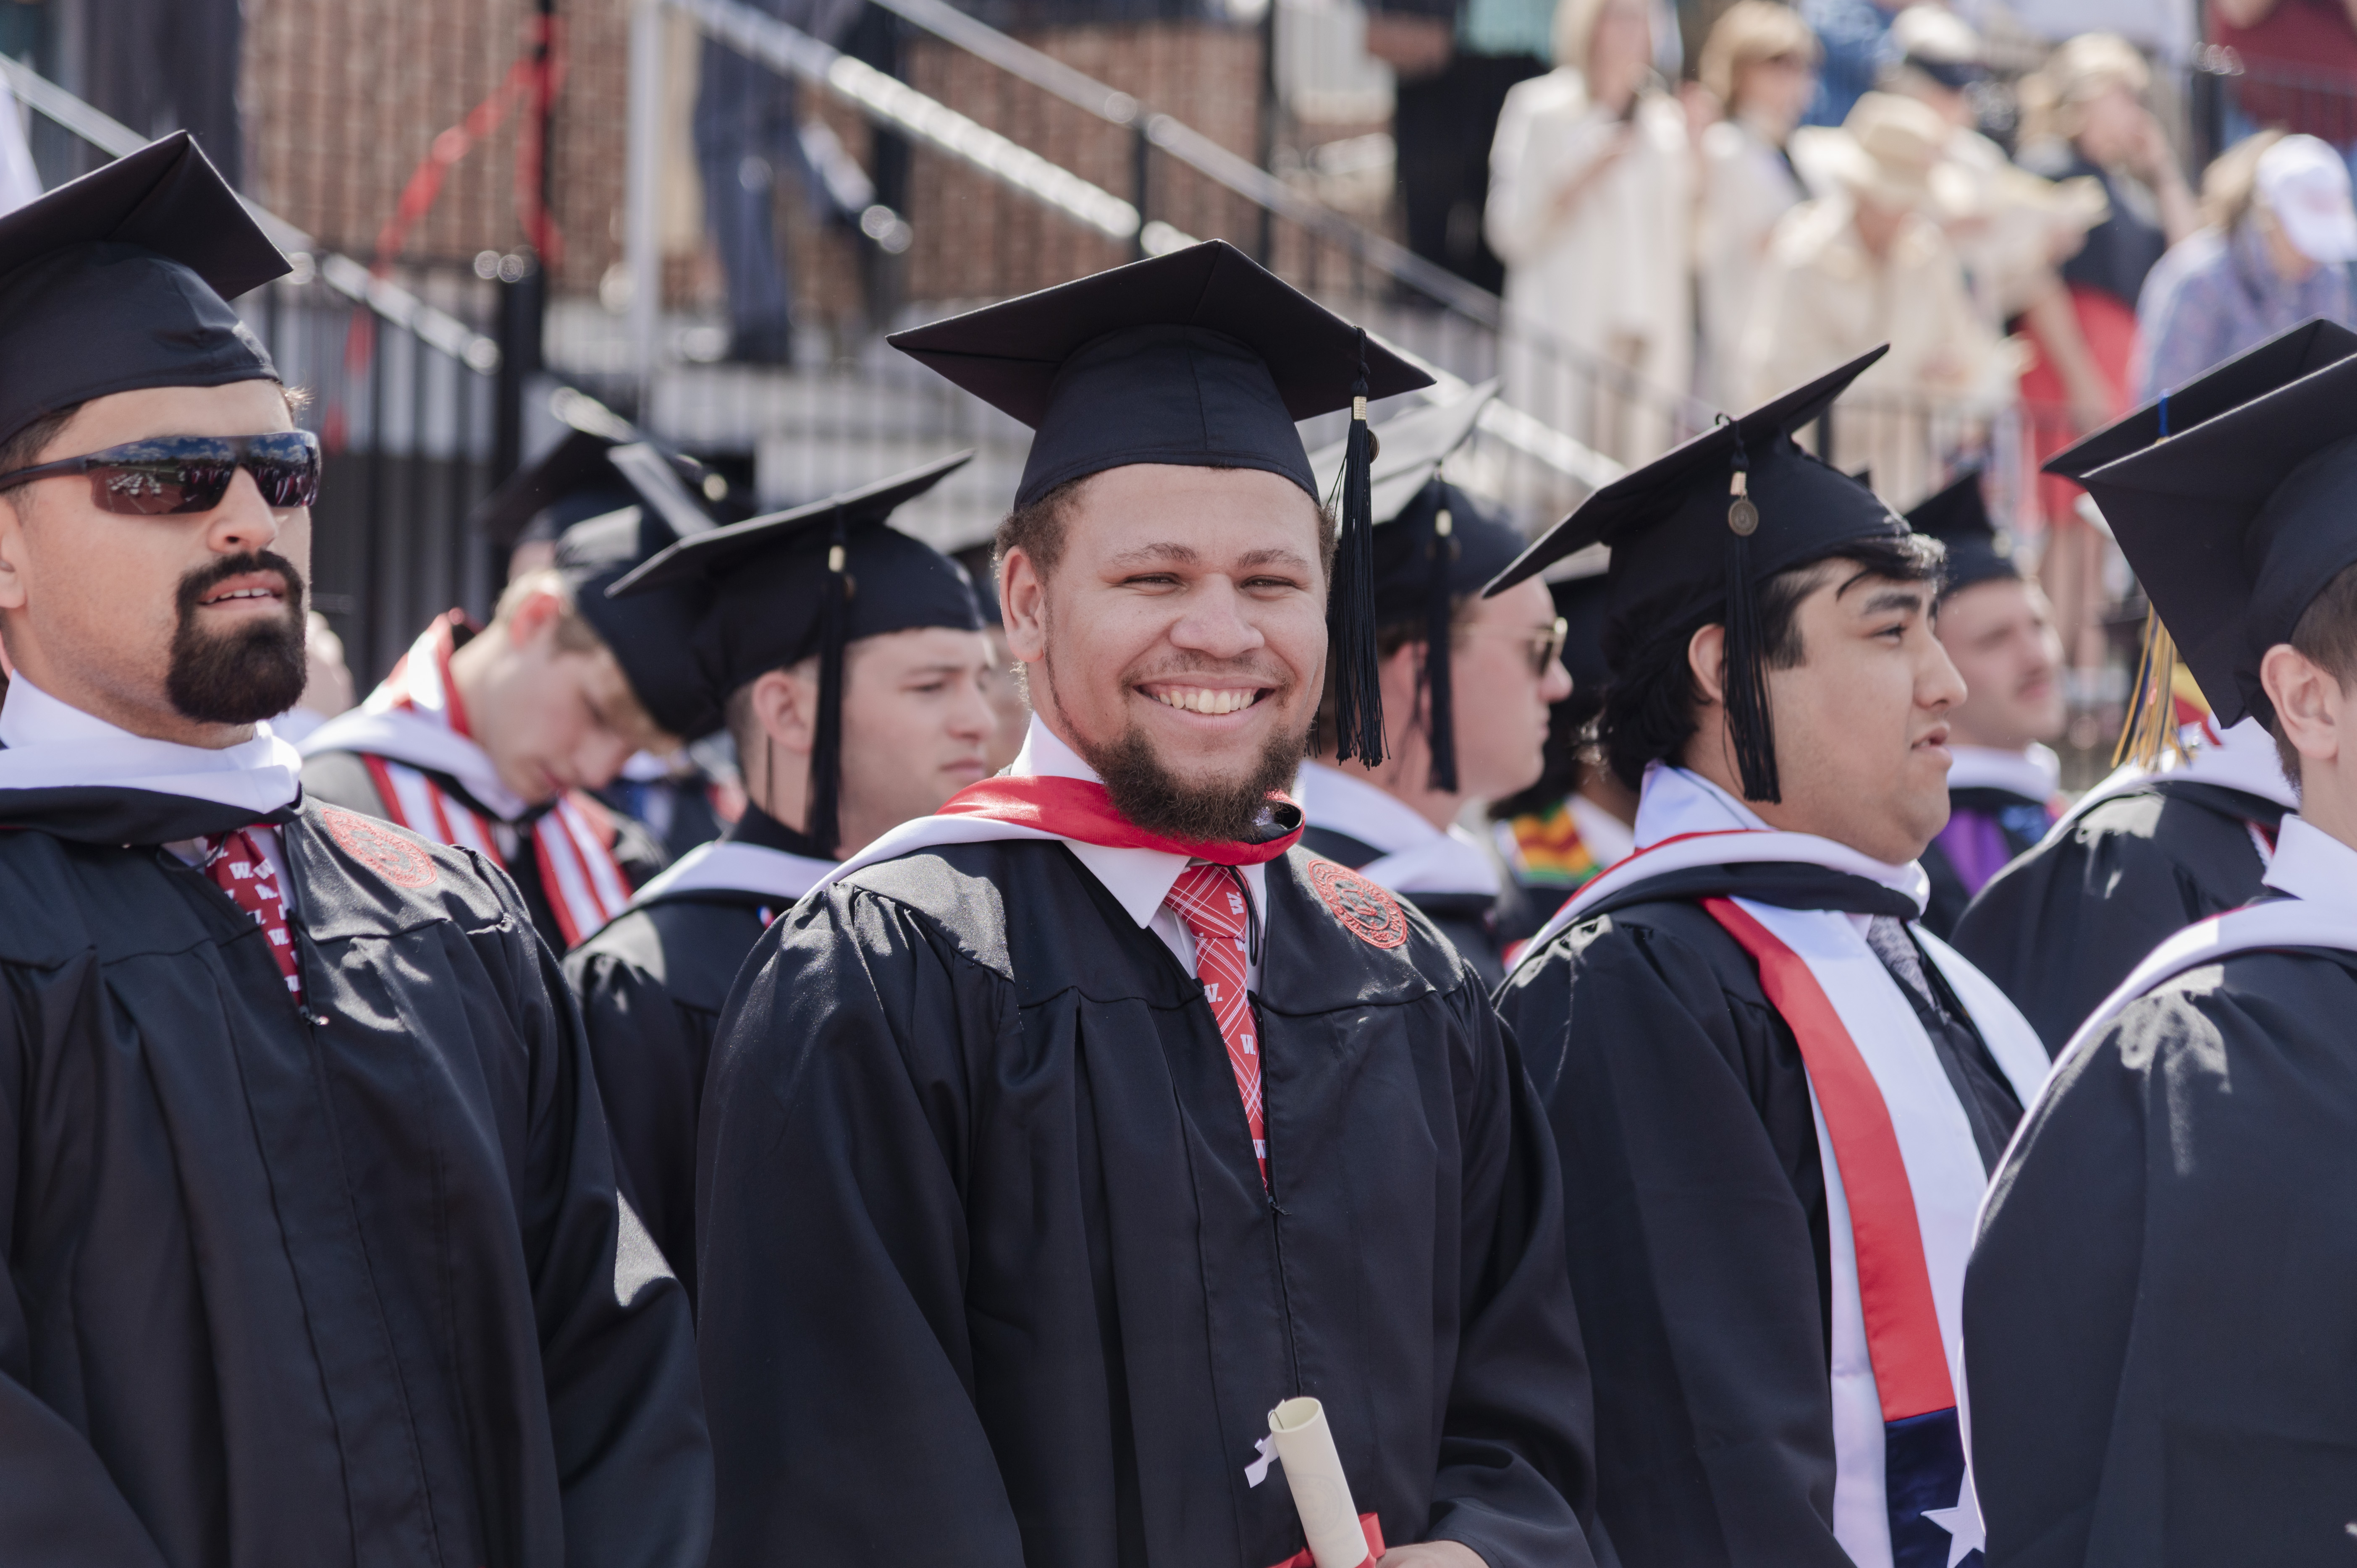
[175,550,307,621]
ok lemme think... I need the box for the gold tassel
[2112,609,2189,771]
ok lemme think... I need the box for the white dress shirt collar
[1632,761,1773,846]
[1296,759,1501,897]
[0,675,305,818]
[2263,814,2357,918]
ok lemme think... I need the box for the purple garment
[2134,218,2355,403]
[1933,805,2016,898]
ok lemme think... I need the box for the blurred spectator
[1487,0,1693,464]
[1799,0,1903,128]
[1875,6,2111,332]
[2014,33,2201,677]
[1694,1,1822,405]
[1365,0,1553,292]
[695,0,861,364]
[2015,36,2196,482]
[1743,91,2012,503]
[2136,130,2357,399]
[2210,0,2357,152]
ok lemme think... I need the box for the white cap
[2257,134,2357,264]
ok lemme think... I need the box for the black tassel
[1721,432,1780,802]
[1423,485,1458,793]
[1328,327,1385,767]
[808,514,852,854]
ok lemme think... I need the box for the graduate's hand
[1379,1543,1487,1568]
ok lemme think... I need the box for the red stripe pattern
[1702,896,1956,1421]
[201,828,303,1005]
[1165,862,1267,1184]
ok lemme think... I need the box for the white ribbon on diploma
[1267,1397,1372,1568]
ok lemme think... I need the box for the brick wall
[241,0,1266,313]
[243,0,630,291]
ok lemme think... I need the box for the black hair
[1597,531,1945,793]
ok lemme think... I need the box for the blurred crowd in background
[1357,0,2357,767]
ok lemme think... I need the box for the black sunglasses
[0,431,322,516]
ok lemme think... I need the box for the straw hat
[1801,92,1969,214]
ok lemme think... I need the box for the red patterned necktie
[200,827,303,1004]
[1164,861,1265,1185]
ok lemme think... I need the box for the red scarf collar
[937,775,1304,866]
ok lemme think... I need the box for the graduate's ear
[1002,546,1048,665]
[747,662,821,759]
[503,585,564,649]
[2262,643,2344,774]
[1686,621,1728,707]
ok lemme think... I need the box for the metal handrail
[0,55,503,374]
[860,0,1502,324]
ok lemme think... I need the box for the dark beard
[166,551,311,725]
[1075,711,1308,844]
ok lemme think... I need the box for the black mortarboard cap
[548,443,732,743]
[0,132,289,449]
[2072,326,2357,731]
[473,393,741,550]
[1486,348,1908,802]
[1309,385,1521,790]
[889,241,1432,770]
[610,452,983,853]
[2044,317,2357,484]
[1906,471,2018,597]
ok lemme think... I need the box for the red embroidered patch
[320,806,438,889]
[1306,859,1409,949]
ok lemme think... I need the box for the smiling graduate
[692,241,1607,1568]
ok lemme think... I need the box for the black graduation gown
[1919,786,2052,941]
[1965,940,2357,1566]
[565,806,826,1311]
[1494,864,2023,1567]
[696,838,1605,1568]
[304,747,671,953]
[1298,823,1508,988]
[0,791,709,1566]
[1949,779,2284,1054]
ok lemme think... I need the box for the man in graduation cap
[1964,318,2357,1564]
[695,240,1606,1567]
[0,135,708,1561]
[1906,472,2064,938]
[1293,385,1573,985]
[565,452,998,1306]
[1945,321,2353,1050]
[299,438,732,950]
[1491,347,2049,1567]
[480,398,750,861]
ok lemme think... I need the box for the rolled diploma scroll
[1267,1397,1374,1568]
